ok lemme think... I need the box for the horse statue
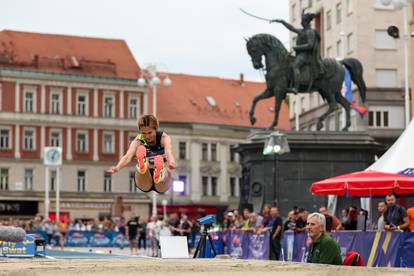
[245,33,366,131]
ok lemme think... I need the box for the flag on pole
[342,67,368,118]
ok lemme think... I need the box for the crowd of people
[1,193,413,262]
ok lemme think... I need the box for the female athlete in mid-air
[106,115,176,193]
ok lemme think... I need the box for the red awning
[311,170,414,196]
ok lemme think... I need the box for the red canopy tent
[310,170,414,196]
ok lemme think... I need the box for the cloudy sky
[1,0,290,81]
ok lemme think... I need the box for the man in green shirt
[306,212,342,265]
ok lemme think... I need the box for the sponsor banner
[0,234,36,257]
[283,231,413,267]
[245,231,269,260]
[65,231,90,247]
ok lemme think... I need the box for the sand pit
[0,258,413,276]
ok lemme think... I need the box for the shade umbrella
[310,170,414,196]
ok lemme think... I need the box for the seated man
[306,212,342,265]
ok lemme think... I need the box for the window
[346,0,352,14]
[77,94,87,116]
[336,3,342,24]
[129,97,138,119]
[211,143,217,161]
[176,175,187,196]
[24,91,34,112]
[201,143,208,161]
[24,169,33,190]
[326,46,333,58]
[202,176,209,196]
[211,177,217,196]
[50,130,61,147]
[77,131,88,153]
[179,142,186,160]
[0,168,8,190]
[230,177,236,197]
[376,69,397,87]
[50,170,56,191]
[0,128,10,149]
[326,10,332,30]
[104,96,114,118]
[104,172,112,192]
[347,33,353,53]
[51,93,61,114]
[23,128,35,150]
[291,4,296,21]
[300,97,305,113]
[130,171,137,192]
[368,111,389,128]
[77,170,86,192]
[103,132,114,154]
[230,145,237,162]
[375,30,396,50]
[336,39,343,58]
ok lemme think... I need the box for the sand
[0,258,413,276]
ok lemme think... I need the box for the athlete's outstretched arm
[106,139,139,173]
[161,133,177,170]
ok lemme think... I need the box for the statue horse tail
[340,58,366,103]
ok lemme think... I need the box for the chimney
[239,73,245,86]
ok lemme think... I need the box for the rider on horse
[270,11,324,93]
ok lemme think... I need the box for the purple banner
[245,231,269,260]
[283,231,413,267]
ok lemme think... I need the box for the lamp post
[138,64,172,217]
[381,0,412,127]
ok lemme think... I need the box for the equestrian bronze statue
[245,12,366,131]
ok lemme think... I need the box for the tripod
[193,225,217,258]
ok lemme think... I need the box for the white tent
[360,119,414,218]
[368,119,414,174]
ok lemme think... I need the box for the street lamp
[137,64,172,217]
[380,0,412,127]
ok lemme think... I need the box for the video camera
[197,215,216,225]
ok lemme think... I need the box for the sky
[1,0,290,81]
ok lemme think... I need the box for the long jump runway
[45,248,150,259]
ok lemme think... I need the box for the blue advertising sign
[0,234,36,257]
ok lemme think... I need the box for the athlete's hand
[168,160,177,170]
[106,166,119,174]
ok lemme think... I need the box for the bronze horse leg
[249,88,273,125]
[267,88,287,130]
[335,93,352,131]
[316,93,337,131]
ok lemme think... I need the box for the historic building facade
[0,30,149,220]
[288,0,410,146]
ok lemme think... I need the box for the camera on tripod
[197,214,215,226]
[193,215,217,258]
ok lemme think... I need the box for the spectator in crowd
[324,214,333,235]
[376,201,387,231]
[383,194,409,231]
[283,210,297,232]
[340,209,348,223]
[319,206,342,231]
[306,212,342,265]
[269,207,283,260]
[261,204,272,228]
[147,216,162,257]
[138,217,147,253]
[169,213,181,236]
[179,214,193,249]
[44,218,55,245]
[294,208,308,233]
[127,216,140,255]
[117,218,126,250]
[407,206,414,232]
[342,206,358,230]
[242,208,251,228]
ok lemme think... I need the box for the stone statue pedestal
[237,130,382,215]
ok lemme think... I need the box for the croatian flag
[342,67,368,118]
